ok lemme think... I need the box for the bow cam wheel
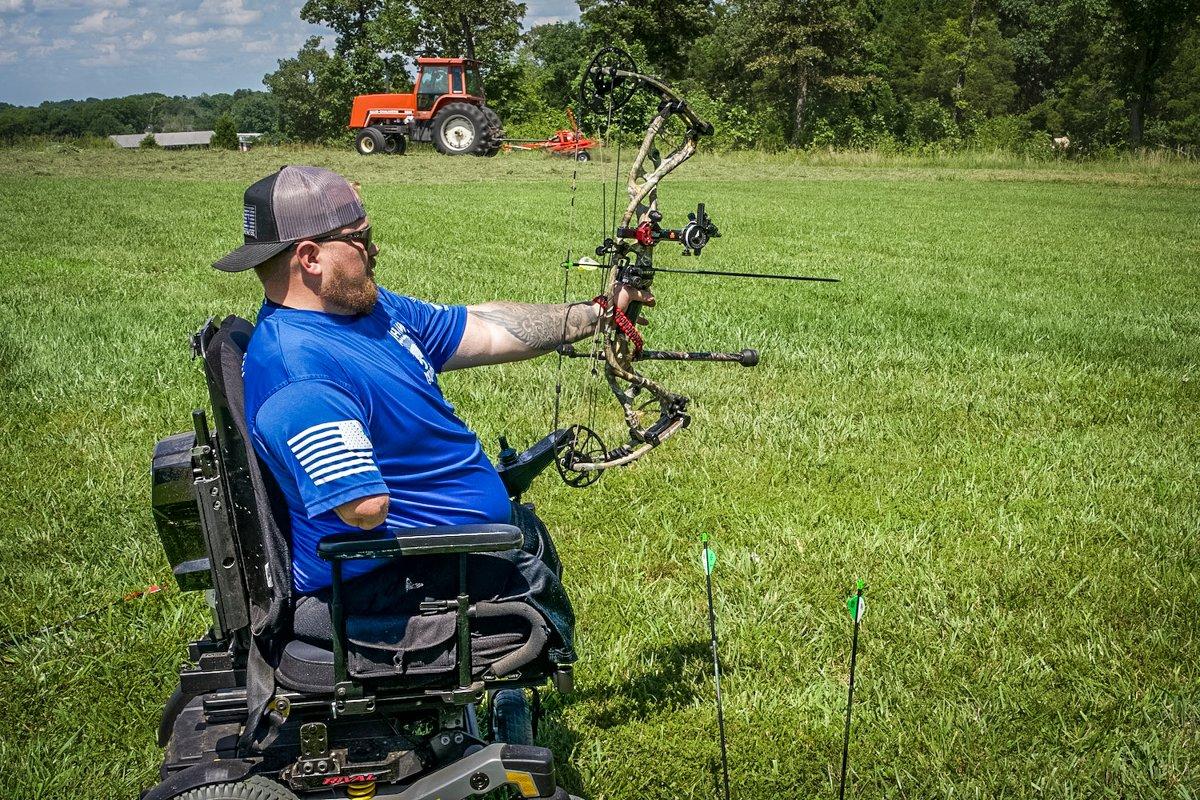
[580,46,639,117]
[555,425,607,488]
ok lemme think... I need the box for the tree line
[0,89,279,144]
[3,0,1197,153]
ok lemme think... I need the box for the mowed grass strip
[0,149,1197,799]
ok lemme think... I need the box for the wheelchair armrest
[317,524,523,562]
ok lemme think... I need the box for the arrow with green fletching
[701,532,717,575]
[839,579,867,800]
[701,533,730,800]
[845,578,866,622]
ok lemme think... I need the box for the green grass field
[0,145,1197,799]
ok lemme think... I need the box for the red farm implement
[502,110,598,161]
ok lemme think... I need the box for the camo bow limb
[554,47,735,486]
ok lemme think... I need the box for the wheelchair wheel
[490,688,534,746]
[175,776,298,800]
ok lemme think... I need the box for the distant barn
[109,131,263,149]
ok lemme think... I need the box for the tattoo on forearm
[469,301,598,351]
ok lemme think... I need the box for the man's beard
[323,262,378,315]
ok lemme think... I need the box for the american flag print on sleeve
[250,378,389,519]
[288,420,379,486]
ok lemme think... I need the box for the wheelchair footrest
[382,742,558,799]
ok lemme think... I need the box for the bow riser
[616,127,701,327]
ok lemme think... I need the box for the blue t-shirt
[243,288,512,594]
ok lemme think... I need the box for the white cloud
[27,35,74,57]
[33,0,129,9]
[0,17,44,46]
[72,8,133,33]
[526,14,569,27]
[168,26,243,46]
[76,27,150,65]
[122,27,153,48]
[239,30,309,56]
[0,0,336,104]
[241,35,282,54]
[79,40,118,65]
[168,29,207,45]
[524,0,576,26]
[196,0,260,26]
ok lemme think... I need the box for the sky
[0,0,578,107]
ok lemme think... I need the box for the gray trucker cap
[212,165,366,272]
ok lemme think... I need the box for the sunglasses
[310,225,373,250]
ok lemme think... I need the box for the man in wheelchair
[146,166,649,799]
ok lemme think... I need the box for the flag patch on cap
[243,204,257,238]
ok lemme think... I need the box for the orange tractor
[348,57,503,156]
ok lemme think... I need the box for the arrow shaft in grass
[839,587,864,800]
[704,539,731,800]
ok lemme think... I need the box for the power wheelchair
[145,316,578,800]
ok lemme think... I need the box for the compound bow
[534,47,836,489]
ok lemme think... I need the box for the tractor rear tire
[432,102,488,156]
[355,126,386,156]
[480,105,504,157]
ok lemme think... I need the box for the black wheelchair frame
[144,316,577,800]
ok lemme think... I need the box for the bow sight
[607,203,720,257]
[679,204,720,255]
[535,47,837,488]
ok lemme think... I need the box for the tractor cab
[415,59,485,112]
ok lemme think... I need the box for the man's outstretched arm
[445,290,651,370]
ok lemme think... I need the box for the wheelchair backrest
[198,315,294,640]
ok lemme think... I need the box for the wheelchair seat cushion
[346,605,539,679]
[293,548,574,651]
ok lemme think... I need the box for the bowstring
[583,80,623,441]
[552,109,583,433]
